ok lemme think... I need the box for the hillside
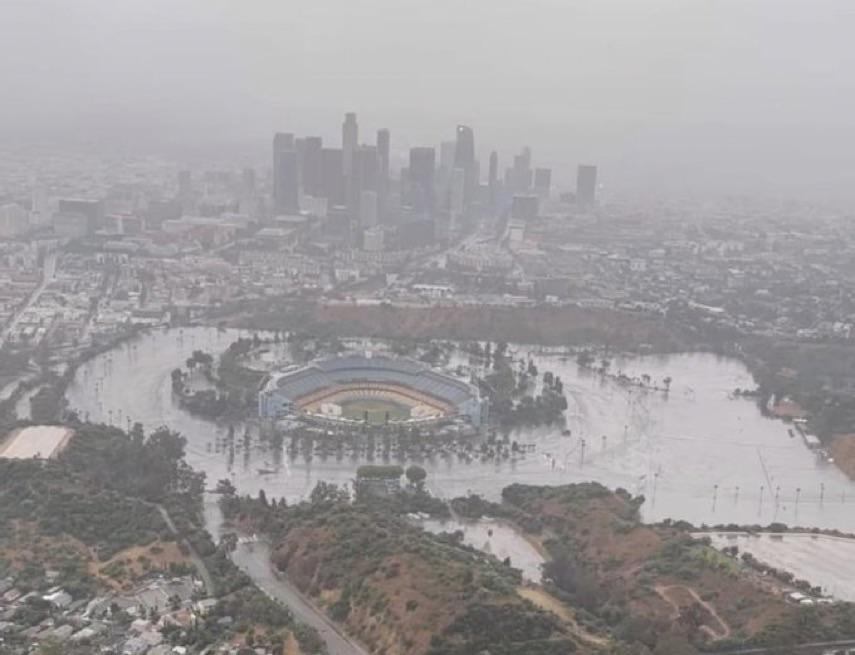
[222,486,585,655]
[493,482,855,651]
[227,299,692,352]
[0,423,318,655]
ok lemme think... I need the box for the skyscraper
[273,132,299,214]
[450,167,466,215]
[320,148,345,206]
[376,129,390,182]
[488,151,498,189]
[408,147,436,214]
[454,125,477,204]
[534,168,551,197]
[348,146,381,214]
[576,165,598,206]
[300,136,324,197]
[488,151,499,208]
[273,132,294,152]
[512,148,532,193]
[439,141,456,172]
[376,128,390,220]
[342,113,358,177]
[359,190,379,228]
[454,125,475,168]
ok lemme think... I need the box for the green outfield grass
[339,398,412,424]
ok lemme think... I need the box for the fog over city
[3,0,855,199]
[4,3,855,655]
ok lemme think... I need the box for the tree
[171,368,184,391]
[186,349,214,372]
[576,350,595,368]
[219,532,239,554]
[663,376,673,392]
[216,478,237,496]
[309,481,348,505]
[405,465,427,489]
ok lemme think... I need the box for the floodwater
[704,532,855,602]
[65,327,855,532]
[419,517,545,583]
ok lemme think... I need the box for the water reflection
[65,327,855,532]
[419,517,545,583]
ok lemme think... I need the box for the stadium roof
[271,353,476,406]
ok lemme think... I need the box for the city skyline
[3,0,855,202]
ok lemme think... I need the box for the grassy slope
[270,501,582,655]
[499,483,855,649]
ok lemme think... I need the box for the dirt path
[655,584,731,640]
[517,585,610,647]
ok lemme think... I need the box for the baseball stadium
[258,353,486,427]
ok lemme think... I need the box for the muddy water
[704,532,855,601]
[419,517,545,582]
[65,327,855,532]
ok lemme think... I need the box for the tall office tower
[408,147,436,214]
[342,112,358,177]
[488,151,499,208]
[273,132,294,153]
[357,146,381,193]
[454,125,476,203]
[376,129,390,182]
[534,168,552,196]
[359,190,379,228]
[512,148,533,193]
[273,133,300,214]
[300,136,324,197]
[488,151,498,188]
[376,129,390,219]
[439,141,456,172]
[320,148,345,205]
[450,167,466,215]
[348,146,380,214]
[576,165,598,206]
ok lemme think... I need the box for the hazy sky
[3,0,855,200]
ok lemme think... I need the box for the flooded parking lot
[65,327,855,532]
[704,532,855,601]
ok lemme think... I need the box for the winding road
[231,540,371,655]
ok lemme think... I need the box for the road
[0,251,56,349]
[711,638,855,655]
[153,504,216,595]
[231,540,371,655]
